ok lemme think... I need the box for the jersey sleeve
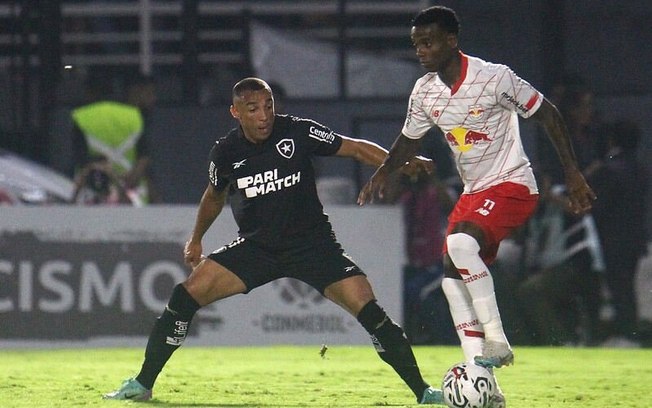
[494,65,543,118]
[299,118,343,156]
[207,141,230,192]
[401,80,435,139]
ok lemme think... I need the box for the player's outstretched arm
[532,98,596,214]
[352,134,426,205]
[335,135,388,166]
[184,185,227,268]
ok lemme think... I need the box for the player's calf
[357,300,436,402]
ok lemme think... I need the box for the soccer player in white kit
[358,6,596,407]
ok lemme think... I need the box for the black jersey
[208,114,343,247]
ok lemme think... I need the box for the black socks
[133,288,428,400]
[357,300,429,399]
[136,284,201,389]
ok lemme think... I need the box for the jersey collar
[450,51,468,96]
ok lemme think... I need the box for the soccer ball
[442,362,496,408]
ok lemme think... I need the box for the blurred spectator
[546,72,587,108]
[71,155,132,205]
[586,120,649,347]
[398,170,457,345]
[516,190,605,345]
[518,75,606,346]
[123,72,162,203]
[535,76,601,185]
[386,130,458,344]
[71,71,161,205]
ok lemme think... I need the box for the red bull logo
[445,127,492,152]
[468,105,485,119]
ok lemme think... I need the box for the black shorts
[207,231,365,294]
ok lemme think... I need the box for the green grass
[0,345,650,407]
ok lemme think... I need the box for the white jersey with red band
[402,52,542,194]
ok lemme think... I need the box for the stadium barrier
[0,205,404,347]
[2,206,651,348]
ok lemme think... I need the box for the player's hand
[565,169,596,215]
[183,240,204,269]
[399,155,434,178]
[357,165,389,205]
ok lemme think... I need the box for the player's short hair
[412,6,460,34]
[232,77,271,99]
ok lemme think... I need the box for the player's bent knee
[446,233,481,265]
[184,260,247,305]
[324,275,375,315]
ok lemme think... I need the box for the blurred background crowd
[0,0,650,347]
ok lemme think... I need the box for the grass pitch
[0,345,650,407]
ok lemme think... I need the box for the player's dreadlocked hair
[232,77,271,99]
[412,6,460,35]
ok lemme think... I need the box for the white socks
[445,233,509,346]
[442,277,483,361]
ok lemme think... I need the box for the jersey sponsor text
[237,169,301,198]
[501,91,529,114]
[166,319,189,346]
[308,126,335,143]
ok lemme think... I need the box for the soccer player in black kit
[104,77,444,405]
